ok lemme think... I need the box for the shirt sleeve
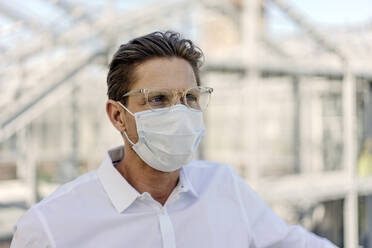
[231,170,339,248]
[10,207,54,248]
[263,225,339,248]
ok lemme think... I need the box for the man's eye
[149,94,168,104]
[186,93,198,102]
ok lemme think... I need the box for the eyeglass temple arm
[122,89,146,98]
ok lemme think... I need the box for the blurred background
[0,0,371,247]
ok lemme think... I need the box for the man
[11,31,338,247]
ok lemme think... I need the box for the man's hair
[107,31,204,105]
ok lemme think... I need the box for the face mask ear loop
[117,101,135,116]
[116,101,136,146]
[123,131,135,146]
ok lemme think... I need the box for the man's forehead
[130,57,197,91]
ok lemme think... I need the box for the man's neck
[115,148,180,206]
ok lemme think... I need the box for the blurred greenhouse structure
[0,0,372,247]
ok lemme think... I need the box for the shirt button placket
[158,207,176,248]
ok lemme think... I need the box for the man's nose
[173,92,185,105]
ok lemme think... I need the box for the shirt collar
[97,146,198,213]
[97,146,139,213]
[179,165,199,198]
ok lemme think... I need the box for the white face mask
[117,102,206,172]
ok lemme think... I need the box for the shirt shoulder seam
[39,171,98,206]
[34,207,57,248]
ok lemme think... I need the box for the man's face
[121,57,198,144]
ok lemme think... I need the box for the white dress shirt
[11,146,338,248]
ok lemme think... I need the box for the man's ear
[106,100,126,133]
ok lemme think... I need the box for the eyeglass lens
[146,87,210,111]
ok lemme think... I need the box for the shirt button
[160,208,166,215]
[174,193,180,200]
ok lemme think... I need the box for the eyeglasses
[122,86,213,112]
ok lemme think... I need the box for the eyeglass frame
[121,86,213,111]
